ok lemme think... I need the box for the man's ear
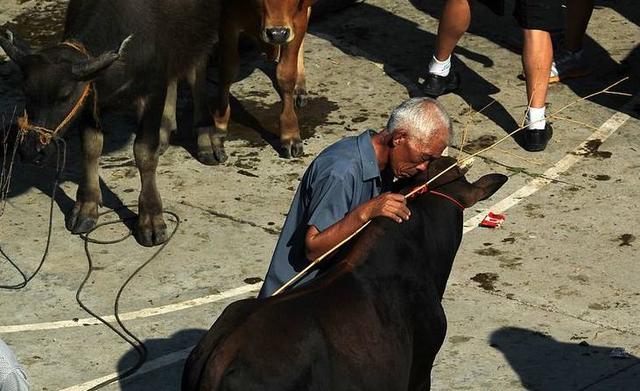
[462,174,508,207]
[391,129,408,147]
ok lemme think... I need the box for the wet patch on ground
[471,272,499,291]
[617,234,635,247]
[458,135,498,154]
[572,139,613,159]
[475,248,503,257]
[498,256,523,269]
[523,203,545,218]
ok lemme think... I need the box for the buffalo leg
[213,26,240,163]
[276,15,309,158]
[134,92,167,247]
[66,126,103,233]
[159,78,177,156]
[189,60,226,165]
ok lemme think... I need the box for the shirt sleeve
[307,173,354,233]
[2,368,29,391]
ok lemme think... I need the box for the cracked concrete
[1,0,639,390]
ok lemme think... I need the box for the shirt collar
[357,130,381,181]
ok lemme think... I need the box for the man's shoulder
[308,154,359,185]
[309,136,362,178]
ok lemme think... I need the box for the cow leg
[159,78,178,156]
[294,9,311,109]
[66,126,103,234]
[213,26,240,164]
[276,15,309,158]
[134,93,167,247]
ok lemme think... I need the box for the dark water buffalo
[0,0,221,246]
[182,157,508,390]
[215,0,316,159]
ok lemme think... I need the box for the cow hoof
[280,140,304,159]
[294,89,307,109]
[213,145,228,164]
[66,203,99,234]
[67,215,98,234]
[197,151,220,166]
[290,140,304,158]
[135,224,168,247]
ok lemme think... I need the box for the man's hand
[356,192,411,223]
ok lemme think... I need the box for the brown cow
[212,0,314,162]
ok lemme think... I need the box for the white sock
[526,106,546,130]
[428,55,451,77]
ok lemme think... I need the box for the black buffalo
[0,0,221,246]
[182,157,508,390]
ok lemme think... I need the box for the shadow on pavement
[490,327,640,390]
[117,328,206,391]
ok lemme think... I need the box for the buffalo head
[401,156,509,209]
[0,30,123,165]
[258,0,315,45]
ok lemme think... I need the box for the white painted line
[463,109,632,233]
[0,284,259,334]
[56,100,635,390]
[59,346,194,391]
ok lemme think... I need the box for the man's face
[389,130,447,179]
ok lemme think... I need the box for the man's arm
[304,192,410,261]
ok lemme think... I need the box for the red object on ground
[479,212,506,228]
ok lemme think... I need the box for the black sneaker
[422,71,459,97]
[523,123,553,152]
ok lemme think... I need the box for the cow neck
[408,184,465,211]
[429,190,464,210]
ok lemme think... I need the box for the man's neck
[371,130,391,172]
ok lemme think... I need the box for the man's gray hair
[386,97,453,146]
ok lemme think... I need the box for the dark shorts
[513,0,563,31]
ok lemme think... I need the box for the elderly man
[258,97,453,297]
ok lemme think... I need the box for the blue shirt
[0,339,29,391]
[259,130,392,297]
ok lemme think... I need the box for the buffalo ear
[461,174,508,208]
[0,30,31,67]
[71,51,119,81]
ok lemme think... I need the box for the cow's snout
[264,27,291,45]
[18,132,55,167]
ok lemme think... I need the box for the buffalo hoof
[212,144,228,164]
[280,139,304,159]
[197,150,221,166]
[135,220,168,247]
[294,88,307,109]
[66,203,99,234]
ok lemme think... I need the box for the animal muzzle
[18,131,55,167]
[263,26,292,45]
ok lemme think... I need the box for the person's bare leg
[434,0,472,61]
[522,29,553,151]
[565,0,594,52]
[523,29,552,110]
[424,0,469,97]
